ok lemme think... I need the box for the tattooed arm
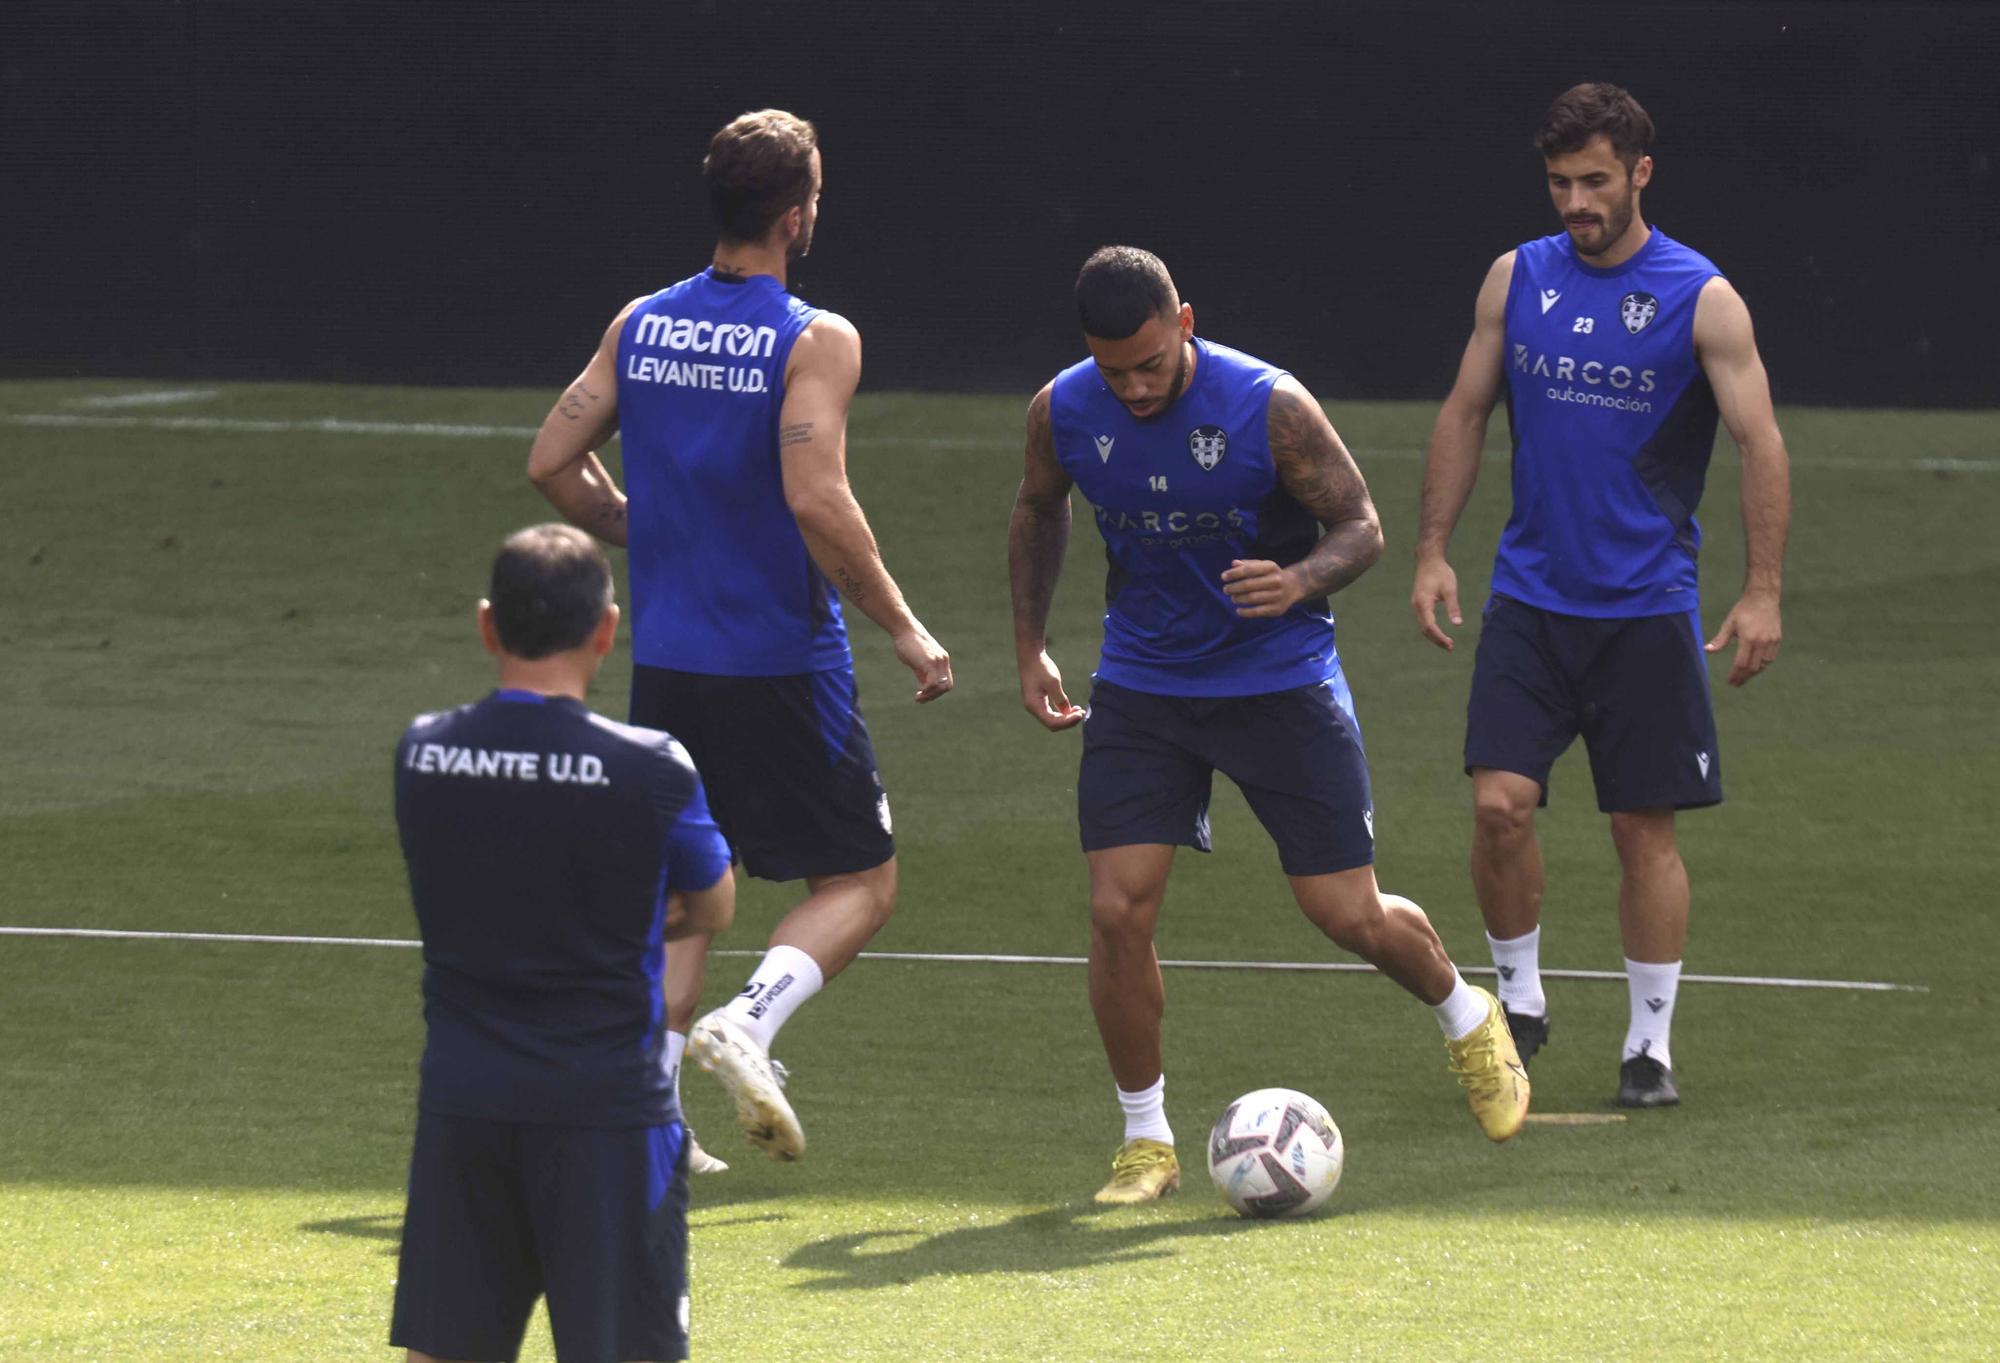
[779,313,952,702]
[1007,383,1085,729]
[527,299,644,547]
[1220,375,1384,619]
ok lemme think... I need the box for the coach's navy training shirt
[394,690,730,1127]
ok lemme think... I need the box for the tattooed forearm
[1008,385,1074,645]
[1008,492,1071,645]
[1291,524,1383,598]
[780,422,814,448]
[557,382,601,422]
[1267,381,1383,597]
[833,565,868,606]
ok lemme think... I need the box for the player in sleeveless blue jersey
[1412,84,1793,1108]
[390,526,734,1363]
[1010,247,1530,1203]
[526,111,952,1169]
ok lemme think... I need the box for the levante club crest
[1189,425,1229,471]
[1620,292,1659,334]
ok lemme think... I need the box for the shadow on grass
[301,1212,402,1257]
[784,1202,1261,1291]
[301,1198,799,1258]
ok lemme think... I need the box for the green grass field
[2,379,1995,1360]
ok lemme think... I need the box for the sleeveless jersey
[616,269,851,674]
[1497,229,1723,616]
[395,690,731,1127]
[1050,338,1341,697]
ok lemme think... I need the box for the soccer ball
[1206,1087,1344,1218]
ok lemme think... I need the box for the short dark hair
[704,108,819,243]
[487,525,613,660]
[1535,82,1655,170]
[1075,246,1178,340]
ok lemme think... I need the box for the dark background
[3,0,1994,405]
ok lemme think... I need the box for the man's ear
[478,600,502,657]
[591,602,621,658]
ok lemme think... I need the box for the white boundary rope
[0,926,1924,992]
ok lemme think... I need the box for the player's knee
[856,857,899,929]
[1314,901,1386,956]
[1089,885,1159,939]
[1472,787,1536,846]
[1609,811,1678,868]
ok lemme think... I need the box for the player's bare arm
[1007,382,1086,730]
[664,868,736,942]
[1412,251,1516,649]
[527,299,646,547]
[1694,276,1791,687]
[779,312,952,703]
[1220,376,1382,620]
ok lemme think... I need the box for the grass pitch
[1,380,1995,1359]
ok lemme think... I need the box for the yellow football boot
[1445,987,1531,1142]
[1092,1138,1181,1204]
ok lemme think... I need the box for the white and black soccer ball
[1206,1087,1344,1218]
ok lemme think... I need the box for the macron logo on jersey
[1540,288,1562,314]
[632,312,778,359]
[1095,435,1116,463]
[627,312,780,393]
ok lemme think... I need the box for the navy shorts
[390,1112,690,1363]
[1465,594,1723,812]
[631,664,894,882]
[1078,677,1375,877]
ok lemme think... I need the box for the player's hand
[1706,591,1781,687]
[1221,559,1304,619]
[1018,650,1086,730]
[894,624,954,703]
[1411,553,1462,651]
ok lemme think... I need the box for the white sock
[721,944,824,1051]
[663,1029,687,1092]
[1431,970,1490,1041]
[1487,927,1547,1018]
[1117,1075,1173,1145]
[1623,958,1681,1069]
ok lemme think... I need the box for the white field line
[1914,457,2000,473]
[70,389,222,409]
[2,412,542,439]
[0,925,1925,992]
[4,410,1994,470]
[0,412,992,448]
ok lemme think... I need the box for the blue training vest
[1496,228,1724,617]
[1050,338,1345,699]
[615,269,852,674]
